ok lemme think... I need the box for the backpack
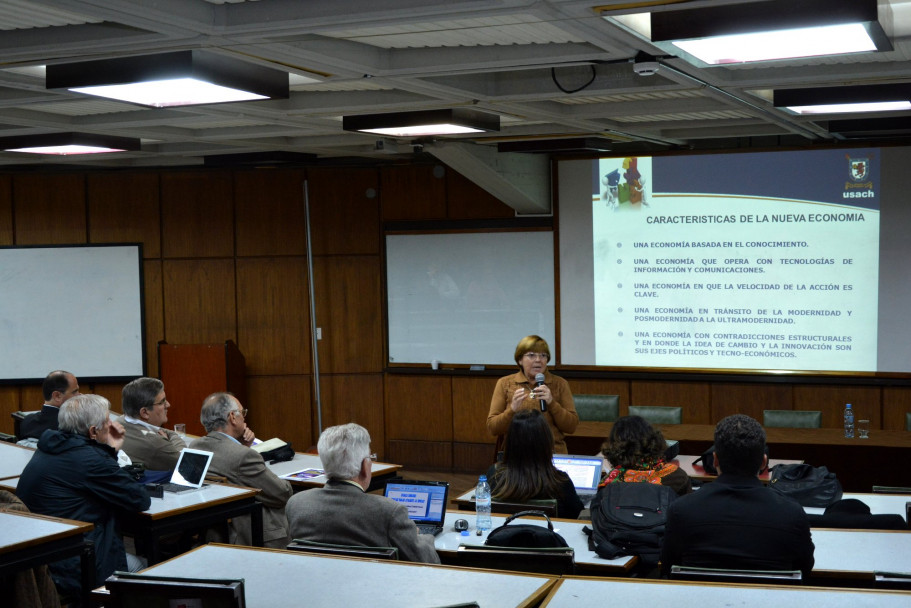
[769,463,843,508]
[587,482,676,567]
[485,511,569,548]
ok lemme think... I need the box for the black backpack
[769,463,843,508]
[485,511,569,548]
[587,482,676,567]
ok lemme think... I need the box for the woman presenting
[487,334,578,454]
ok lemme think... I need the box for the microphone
[535,373,546,412]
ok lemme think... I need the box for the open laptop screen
[384,481,448,524]
[553,455,603,492]
[170,448,214,488]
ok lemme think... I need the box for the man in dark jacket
[659,414,815,578]
[18,394,151,598]
[19,370,80,440]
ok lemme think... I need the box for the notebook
[552,454,604,502]
[160,448,214,493]
[383,480,450,536]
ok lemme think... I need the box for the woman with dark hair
[487,334,578,454]
[601,415,692,496]
[487,409,584,519]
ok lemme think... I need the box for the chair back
[490,499,557,517]
[872,486,911,494]
[669,565,802,585]
[628,405,682,425]
[875,571,911,590]
[574,394,619,422]
[906,412,911,431]
[287,539,398,560]
[763,409,822,429]
[453,544,574,575]
[11,410,38,440]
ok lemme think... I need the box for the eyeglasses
[523,352,548,360]
[232,408,248,418]
[151,396,168,407]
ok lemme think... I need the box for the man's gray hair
[122,377,164,417]
[59,394,110,436]
[317,423,371,480]
[200,392,237,433]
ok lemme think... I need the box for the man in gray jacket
[190,392,292,548]
[286,423,440,564]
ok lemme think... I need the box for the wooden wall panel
[13,174,86,245]
[792,384,881,428]
[883,386,911,431]
[0,175,11,245]
[452,376,499,443]
[385,375,452,441]
[630,380,711,423]
[90,383,126,414]
[246,375,313,453]
[0,386,20,434]
[160,171,233,258]
[710,383,793,423]
[446,167,515,220]
[308,167,380,256]
[143,260,164,379]
[162,259,237,344]
[453,443,496,473]
[313,256,382,374]
[87,172,161,257]
[318,374,385,455]
[387,439,452,470]
[381,165,446,221]
[236,257,311,375]
[19,385,43,410]
[234,169,307,257]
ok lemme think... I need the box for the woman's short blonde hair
[513,334,551,366]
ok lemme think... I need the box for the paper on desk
[282,468,326,481]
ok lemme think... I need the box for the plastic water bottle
[475,475,492,532]
[844,403,855,438]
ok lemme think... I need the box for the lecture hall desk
[568,422,911,492]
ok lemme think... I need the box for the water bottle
[844,403,855,438]
[475,475,492,532]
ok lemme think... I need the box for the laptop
[553,454,604,505]
[383,480,450,536]
[159,448,214,493]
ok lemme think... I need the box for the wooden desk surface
[541,576,911,608]
[0,510,92,554]
[265,452,401,488]
[133,543,556,608]
[676,454,804,483]
[436,510,637,575]
[0,442,35,480]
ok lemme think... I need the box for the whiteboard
[386,232,555,366]
[0,244,145,382]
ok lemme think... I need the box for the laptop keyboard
[160,482,198,493]
[417,524,443,536]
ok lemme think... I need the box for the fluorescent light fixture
[46,50,289,107]
[621,0,891,66]
[497,137,612,154]
[343,109,499,137]
[0,133,141,155]
[774,84,911,115]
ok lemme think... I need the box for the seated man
[119,377,185,471]
[660,414,815,578]
[286,423,440,564]
[189,392,292,549]
[17,394,151,597]
[19,370,80,440]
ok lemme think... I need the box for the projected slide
[591,150,880,372]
